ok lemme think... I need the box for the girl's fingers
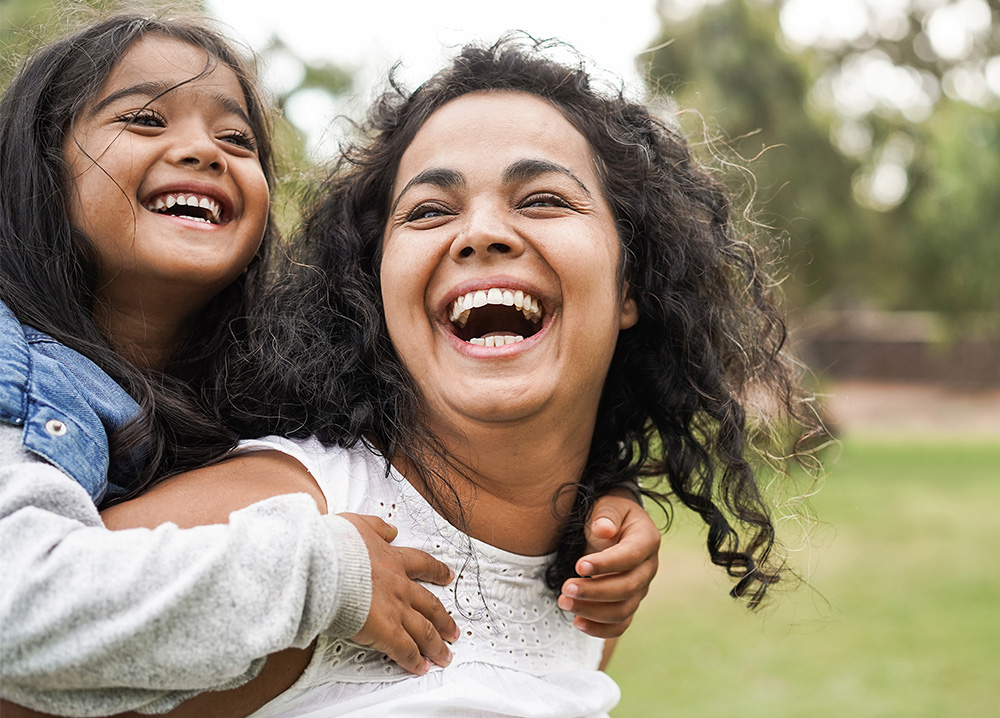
[403,597,454,668]
[559,591,642,626]
[397,546,454,586]
[571,614,635,639]
[563,564,654,604]
[578,524,660,577]
[409,582,459,647]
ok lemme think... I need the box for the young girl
[104,36,821,717]
[0,15,658,717]
[0,13,456,715]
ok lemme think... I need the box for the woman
[106,35,819,716]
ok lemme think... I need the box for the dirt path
[821,380,1000,439]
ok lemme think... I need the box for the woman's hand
[339,513,458,675]
[558,489,660,639]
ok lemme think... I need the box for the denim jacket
[0,300,143,503]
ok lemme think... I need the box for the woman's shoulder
[236,437,391,513]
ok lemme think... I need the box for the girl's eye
[521,193,571,209]
[114,109,165,128]
[220,130,258,152]
[406,203,450,222]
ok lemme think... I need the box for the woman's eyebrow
[502,158,591,197]
[88,81,252,126]
[391,167,465,214]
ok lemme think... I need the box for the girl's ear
[619,283,639,330]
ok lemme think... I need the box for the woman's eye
[521,193,570,209]
[114,109,165,128]
[406,204,449,222]
[221,130,258,152]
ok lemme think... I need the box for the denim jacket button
[45,419,68,436]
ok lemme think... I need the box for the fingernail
[578,560,594,576]
[421,658,432,674]
[557,595,573,611]
[443,648,453,666]
[452,626,461,642]
[563,582,579,597]
[573,616,588,632]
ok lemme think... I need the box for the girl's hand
[558,490,660,638]
[339,513,459,675]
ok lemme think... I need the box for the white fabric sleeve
[0,424,370,716]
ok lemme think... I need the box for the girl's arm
[0,425,368,716]
[99,450,457,718]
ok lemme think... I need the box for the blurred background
[3,0,998,715]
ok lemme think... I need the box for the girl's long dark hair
[226,35,823,607]
[0,12,279,498]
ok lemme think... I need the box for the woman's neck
[405,414,596,556]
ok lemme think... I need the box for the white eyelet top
[241,436,620,718]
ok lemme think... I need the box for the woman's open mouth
[448,287,544,347]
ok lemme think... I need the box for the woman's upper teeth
[146,193,222,224]
[449,287,542,328]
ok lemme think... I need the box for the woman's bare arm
[101,450,327,529]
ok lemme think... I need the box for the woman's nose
[450,204,525,261]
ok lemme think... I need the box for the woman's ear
[619,283,639,330]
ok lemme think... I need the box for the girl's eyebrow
[88,81,252,126]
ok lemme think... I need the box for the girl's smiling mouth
[143,191,228,225]
[447,286,545,346]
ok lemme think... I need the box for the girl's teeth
[146,192,222,223]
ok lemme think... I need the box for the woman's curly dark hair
[226,34,821,607]
[0,11,280,500]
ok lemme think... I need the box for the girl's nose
[450,204,525,261]
[169,131,227,173]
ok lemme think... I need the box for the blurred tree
[648,0,1000,326]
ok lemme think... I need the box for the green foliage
[608,439,1000,717]
[646,0,1000,323]
[647,1,875,309]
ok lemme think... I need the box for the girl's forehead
[93,35,247,113]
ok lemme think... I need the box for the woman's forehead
[395,91,599,187]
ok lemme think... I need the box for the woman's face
[63,35,269,310]
[381,90,637,437]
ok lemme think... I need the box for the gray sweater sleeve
[0,424,371,716]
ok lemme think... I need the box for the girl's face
[63,35,269,309]
[381,91,638,437]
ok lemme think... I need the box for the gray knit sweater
[0,424,371,716]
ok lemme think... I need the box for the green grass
[607,440,1000,718]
